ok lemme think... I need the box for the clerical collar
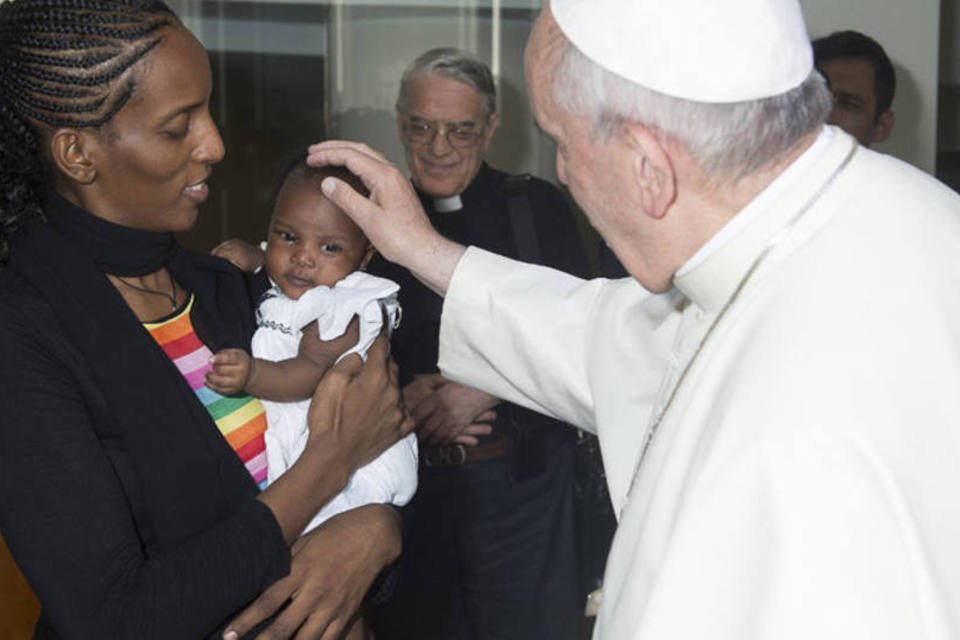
[418,163,494,214]
[433,195,464,213]
[676,125,834,278]
[673,126,855,312]
[44,192,177,276]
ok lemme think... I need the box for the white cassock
[437,127,960,639]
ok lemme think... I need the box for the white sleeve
[438,246,606,430]
[438,247,682,511]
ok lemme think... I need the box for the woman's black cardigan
[0,215,289,638]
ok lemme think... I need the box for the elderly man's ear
[623,123,676,220]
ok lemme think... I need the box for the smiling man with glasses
[395,52,498,201]
[368,47,590,640]
[403,117,487,148]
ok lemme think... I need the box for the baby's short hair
[273,147,371,202]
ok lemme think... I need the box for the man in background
[813,30,896,147]
[368,48,591,640]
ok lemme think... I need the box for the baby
[207,158,417,535]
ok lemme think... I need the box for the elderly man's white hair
[547,0,832,180]
[551,43,831,181]
[396,47,497,120]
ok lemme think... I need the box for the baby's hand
[211,238,265,273]
[207,348,254,395]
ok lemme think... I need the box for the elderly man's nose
[429,127,454,154]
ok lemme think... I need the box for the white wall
[801,0,941,172]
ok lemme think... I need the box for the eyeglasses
[403,118,487,148]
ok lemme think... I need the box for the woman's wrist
[298,432,352,490]
[364,504,402,565]
[302,407,376,483]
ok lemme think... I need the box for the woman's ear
[49,129,98,185]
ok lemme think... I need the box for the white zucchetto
[550,0,813,103]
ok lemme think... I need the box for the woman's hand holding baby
[223,504,401,640]
[305,334,413,473]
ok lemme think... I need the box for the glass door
[171,0,553,252]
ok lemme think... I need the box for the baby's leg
[346,433,419,507]
[303,433,418,536]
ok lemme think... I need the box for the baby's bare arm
[206,348,313,400]
[244,317,362,402]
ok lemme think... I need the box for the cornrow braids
[0,0,176,265]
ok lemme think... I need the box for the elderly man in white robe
[307,0,960,637]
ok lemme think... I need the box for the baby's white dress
[252,271,418,534]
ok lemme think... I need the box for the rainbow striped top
[144,295,269,489]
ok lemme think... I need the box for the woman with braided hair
[0,1,411,637]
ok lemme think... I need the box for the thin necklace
[114,271,179,311]
[628,143,858,497]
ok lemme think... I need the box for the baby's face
[265,180,372,300]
